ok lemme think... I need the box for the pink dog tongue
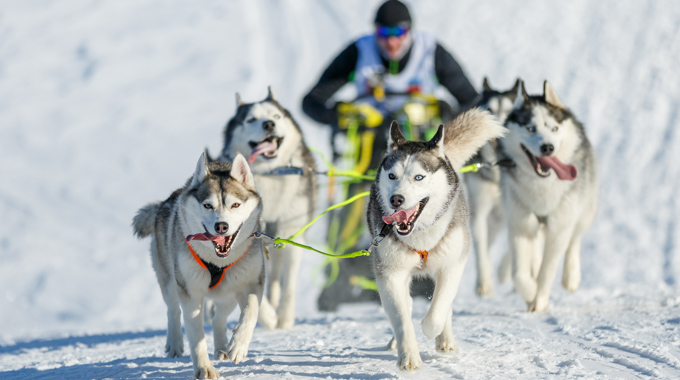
[248,141,277,164]
[382,204,418,225]
[186,233,227,246]
[536,156,578,181]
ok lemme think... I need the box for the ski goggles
[376,25,410,38]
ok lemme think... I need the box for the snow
[1,0,680,378]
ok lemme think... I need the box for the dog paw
[476,280,494,298]
[562,270,581,293]
[386,336,397,350]
[258,299,278,330]
[194,364,219,379]
[421,315,444,340]
[435,334,457,354]
[165,341,184,358]
[276,312,295,330]
[227,340,249,364]
[214,349,228,361]
[528,297,549,312]
[398,350,423,371]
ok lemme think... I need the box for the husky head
[503,81,581,180]
[478,77,521,123]
[375,123,457,236]
[222,87,303,172]
[184,152,262,258]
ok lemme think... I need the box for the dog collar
[187,242,251,289]
[378,223,428,261]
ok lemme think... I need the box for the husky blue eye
[273,115,280,119]
[388,173,396,180]
[203,203,213,210]
[415,175,424,181]
[552,126,559,132]
[247,117,256,123]
[527,126,536,133]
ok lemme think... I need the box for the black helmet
[374,0,412,27]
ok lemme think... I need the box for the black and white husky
[133,153,265,379]
[366,109,506,370]
[499,80,599,312]
[219,87,316,329]
[466,78,520,296]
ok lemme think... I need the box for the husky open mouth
[382,197,429,236]
[186,225,242,258]
[520,144,577,180]
[248,136,284,164]
[521,144,551,177]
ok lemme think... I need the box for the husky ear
[512,80,529,110]
[387,121,407,150]
[482,77,493,92]
[510,78,521,94]
[427,125,445,157]
[203,147,214,163]
[236,92,245,108]
[231,153,255,189]
[191,152,210,188]
[266,86,275,101]
[543,80,565,109]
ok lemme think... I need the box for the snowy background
[2,0,680,378]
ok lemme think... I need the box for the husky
[366,109,506,370]
[132,152,266,379]
[498,80,598,312]
[466,78,520,296]
[219,87,316,329]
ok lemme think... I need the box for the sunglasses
[376,25,409,38]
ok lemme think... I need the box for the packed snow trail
[1,1,680,379]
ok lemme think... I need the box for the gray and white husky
[499,80,599,312]
[133,152,266,379]
[219,87,316,329]
[466,77,520,296]
[366,109,506,370]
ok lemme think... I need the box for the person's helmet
[374,0,412,27]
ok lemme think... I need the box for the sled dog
[133,153,266,379]
[466,78,520,296]
[498,80,598,312]
[219,87,316,329]
[366,109,506,370]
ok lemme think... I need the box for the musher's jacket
[302,31,478,125]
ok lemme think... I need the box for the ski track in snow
[1,1,680,379]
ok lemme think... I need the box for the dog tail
[443,108,507,171]
[132,202,160,239]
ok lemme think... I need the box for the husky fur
[465,78,521,296]
[366,109,506,370]
[219,87,316,329]
[132,153,266,379]
[498,80,599,312]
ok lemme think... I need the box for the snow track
[1,1,680,378]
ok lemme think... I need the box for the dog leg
[276,242,303,330]
[267,251,284,310]
[179,293,219,379]
[258,293,278,330]
[471,200,495,297]
[435,308,456,354]
[376,270,422,371]
[213,298,238,360]
[422,264,464,340]
[530,227,574,312]
[227,284,263,364]
[159,279,184,358]
[562,234,582,293]
[386,287,411,351]
[531,227,545,280]
[497,252,512,284]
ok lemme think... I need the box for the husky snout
[262,120,275,131]
[540,143,554,156]
[215,222,229,234]
[390,194,405,208]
